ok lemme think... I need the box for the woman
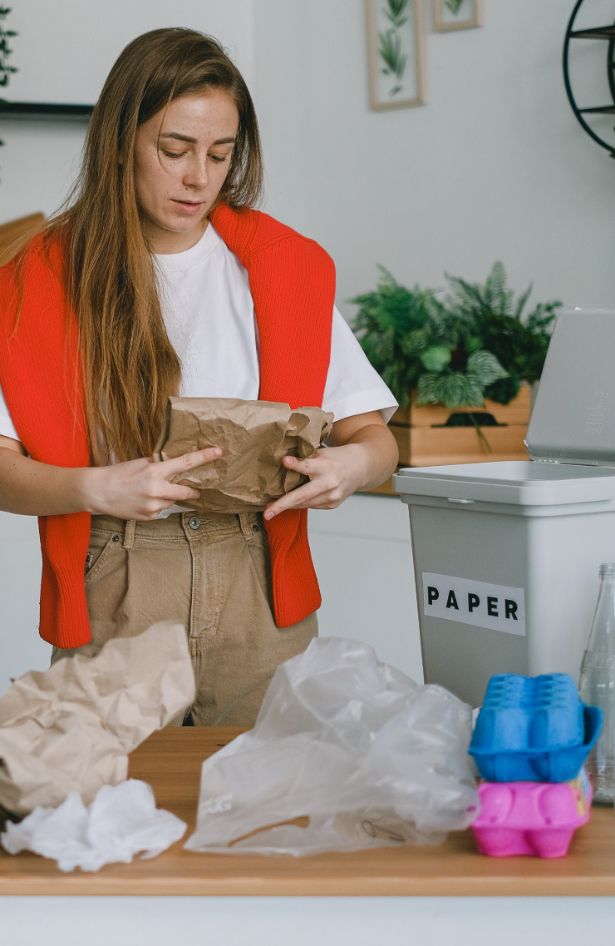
[0,28,398,725]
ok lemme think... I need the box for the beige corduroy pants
[51,511,317,727]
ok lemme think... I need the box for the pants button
[188,516,201,530]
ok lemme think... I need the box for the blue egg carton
[469,673,603,783]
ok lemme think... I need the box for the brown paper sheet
[154,397,334,514]
[0,622,195,817]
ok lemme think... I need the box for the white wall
[0,0,256,217]
[6,0,256,105]
[3,1,613,303]
[0,513,44,689]
[2,0,615,688]
[253,0,615,318]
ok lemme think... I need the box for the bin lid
[393,460,615,506]
[526,308,615,466]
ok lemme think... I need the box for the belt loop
[123,519,136,550]
[237,511,255,539]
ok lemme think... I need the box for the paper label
[422,572,526,637]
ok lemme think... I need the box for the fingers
[164,483,202,503]
[282,454,318,476]
[264,452,347,520]
[264,478,338,520]
[161,447,221,477]
[131,483,202,519]
[264,492,338,520]
[139,485,201,519]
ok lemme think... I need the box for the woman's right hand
[84,447,221,520]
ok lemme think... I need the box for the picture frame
[366,0,426,111]
[432,0,483,33]
[0,102,93,120]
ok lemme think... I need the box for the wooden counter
[1,727,614,897]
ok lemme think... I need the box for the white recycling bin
[393,308,615,706]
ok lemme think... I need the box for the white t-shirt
[0,224,397,447]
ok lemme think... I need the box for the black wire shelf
[570,25,615,39]
[579,104,615,113]
[563,0,615,158]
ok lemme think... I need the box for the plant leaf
[466,349,508,386]
[416,373,443,405]
[420,345,452,373]
[439,373,482,408]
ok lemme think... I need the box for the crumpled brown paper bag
[154,397,334,514]
[0,622,195,817]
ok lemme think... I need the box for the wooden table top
[1,727,614,897]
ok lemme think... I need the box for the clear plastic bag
[185,637,478,856]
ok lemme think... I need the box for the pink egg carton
[471,771,591,858]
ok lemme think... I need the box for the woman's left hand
[263,412,399,520]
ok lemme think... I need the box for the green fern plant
[351,263,561,410]
[0,6,16,89]
[0,6,17,150]
[444,262,561,403]
[351,267,451,407]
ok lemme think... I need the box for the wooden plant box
[393,424,528,468]
[0,212,45,266]
[392,384,531,428]
[390,384,531,469]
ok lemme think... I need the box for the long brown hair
[48,28,263,463]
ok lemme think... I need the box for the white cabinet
[310,493,423,682]
[0,511,49,695]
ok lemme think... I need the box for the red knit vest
[0,206,335,647]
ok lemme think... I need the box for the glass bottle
[578,562,615,805]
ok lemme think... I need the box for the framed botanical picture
[366,0,426,111]
[433,0,483,32]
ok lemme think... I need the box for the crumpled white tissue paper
[0,779,186,872]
